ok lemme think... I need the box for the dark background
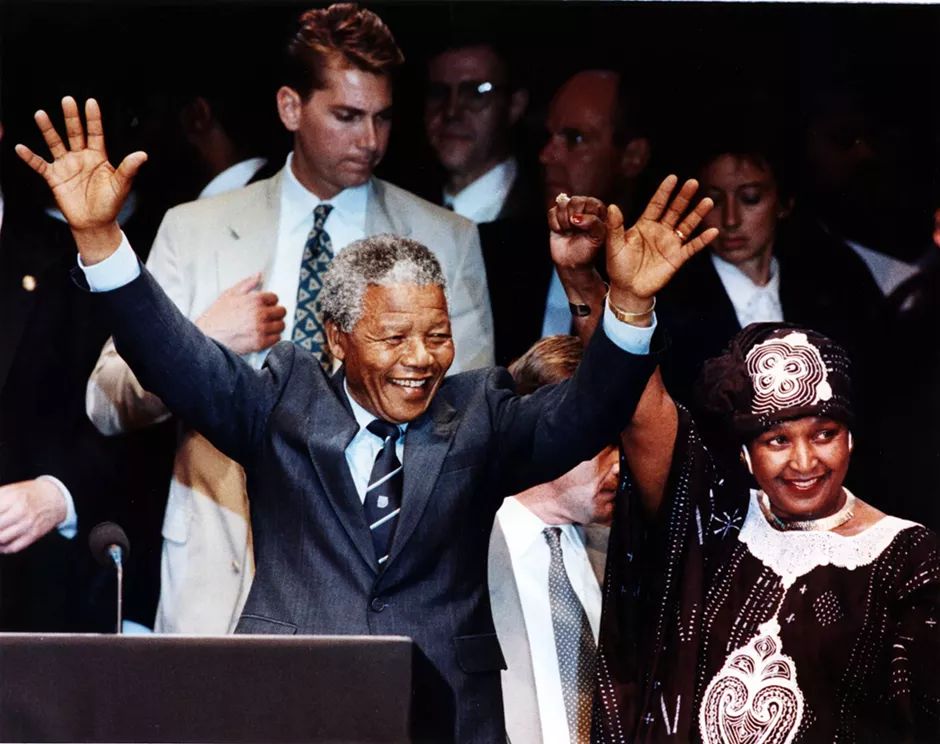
[2,2,939,245]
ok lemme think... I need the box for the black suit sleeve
[95,265,290,466]
[489,322,660,496]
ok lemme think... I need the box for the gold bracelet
[606,293,656,323]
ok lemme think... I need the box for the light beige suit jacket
[86,169,494,633]
[488,520,608,744]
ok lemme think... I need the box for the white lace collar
[738,489,918,589]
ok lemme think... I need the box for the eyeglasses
[425,80,507,112]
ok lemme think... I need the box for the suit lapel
[305,369,378,572]
[386,394,458,568]
[364,179,413,238]
[216,171,283,293]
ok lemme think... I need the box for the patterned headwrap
[694,322,854,437]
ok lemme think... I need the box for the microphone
[89,522,130,634]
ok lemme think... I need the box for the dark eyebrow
[331,106,366,116]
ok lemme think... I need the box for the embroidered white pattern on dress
[700,619,803,744]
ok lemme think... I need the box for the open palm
[15,97,146,231]
[606,176,719,299]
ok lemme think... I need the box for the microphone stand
[109,544,124,635]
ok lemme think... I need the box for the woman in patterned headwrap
[585,321,940,744]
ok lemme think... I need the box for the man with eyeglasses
[423,37,537,224]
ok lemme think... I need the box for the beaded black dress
[593,409,940,743]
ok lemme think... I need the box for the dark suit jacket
[0,208,172,631]
[478,214,556,368]
[97,264,658,742]
[0,210,124,630]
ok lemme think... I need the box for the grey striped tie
[544,526,596,743]
[363,420,403,566]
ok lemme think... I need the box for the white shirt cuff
[602,301,657,355]
[79,232,141,292]
[37,475,78,540]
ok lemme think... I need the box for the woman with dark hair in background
[655,111,884,406]
[654,110,888,502]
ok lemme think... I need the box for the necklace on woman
[758,489,856,532]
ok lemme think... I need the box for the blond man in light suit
[86,4,493,634]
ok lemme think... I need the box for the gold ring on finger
[675,228,686,241]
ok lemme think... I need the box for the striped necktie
[544,526,596,743]
[364,420,403,566]
[291,203,334,364]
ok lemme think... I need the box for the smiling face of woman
[746,416,852,521]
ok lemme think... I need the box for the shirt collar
[343,378,407,440]
[710,250,780,312]
[199,157,267,200]
[281,152,370,234]
[443,157,517,221]
[498,496,586,562]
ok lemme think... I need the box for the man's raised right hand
[195,274,288,355]
[15,96,147,265]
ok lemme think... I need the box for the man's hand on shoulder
[0,479,68,554]
[15,96,146,265]
[195,274,287,355]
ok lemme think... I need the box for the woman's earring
[740,445,753,475]
[848,432,854,453]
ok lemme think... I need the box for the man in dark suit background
[423,35,538,224]
[0,117,174,632]
[19,92,718,741]
[479,67,655,367]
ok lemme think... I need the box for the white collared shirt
[198,157,268,200]
[496,496,602,744]
[844,238,922,297]
[443,157,518,225]
[343,381,406,502]
[254,153,369,365]
[710,251,784,328]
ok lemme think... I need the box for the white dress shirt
[198,157,268,200]
[844,237,922,297]
[343,381,406,501]
[496,496,602,744]
[255,154,369,367]
[710,252,784,328]
[443,157,518,225]
[541,268,572,338]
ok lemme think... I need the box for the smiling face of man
[327,283,455,424]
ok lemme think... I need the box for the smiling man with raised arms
[17,91,718,741]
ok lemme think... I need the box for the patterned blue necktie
[292,203,334,362]
[363,419,403,566]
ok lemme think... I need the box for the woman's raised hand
[15,96,147,263]
[606,176,719,310]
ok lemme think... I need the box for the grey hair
[321,233,449,332]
